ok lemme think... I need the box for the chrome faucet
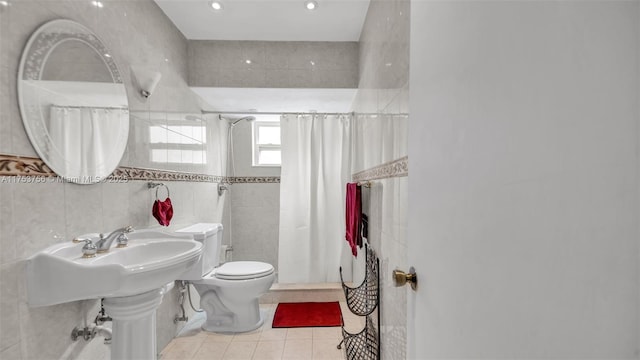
[96,226,134,253]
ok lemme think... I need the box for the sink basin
[26,229,202,307]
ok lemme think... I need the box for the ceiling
[154,0,370,41]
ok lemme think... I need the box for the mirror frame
[17,19,129,184]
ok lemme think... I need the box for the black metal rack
[338,244,380,360]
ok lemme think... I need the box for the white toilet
[177,223,275,333]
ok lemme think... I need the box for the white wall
[408,1,639,358]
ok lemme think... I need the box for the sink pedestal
[103,288,164,360]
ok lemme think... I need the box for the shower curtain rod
[202,111,409,116]
[52,104,128,110]
[202,110,354,116]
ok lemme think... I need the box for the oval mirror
[18,19,129,184]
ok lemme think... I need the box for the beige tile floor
[160,302,364,360]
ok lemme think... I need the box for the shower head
[231,116,256,126]
[219,115,256,126]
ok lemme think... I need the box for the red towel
[152,197,173,226]
[345,183,362,257]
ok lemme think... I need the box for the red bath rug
[272,301,343,328]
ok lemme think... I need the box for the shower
[227,115,256,127]
[220,115,256,181]
[218,114,255,263]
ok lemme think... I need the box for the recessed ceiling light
[91,1,104,8]
[305,0,317,10]
[245,59,252,64]
[210,1,223,10]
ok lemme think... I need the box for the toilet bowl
[177,223,275,333]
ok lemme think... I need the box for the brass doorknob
[393,267,417,290]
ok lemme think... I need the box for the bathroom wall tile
[0,342,21,360]
[213,41,244,69]
[192,182,221,223]
[288,69,313,88]
[264,69,292,88]
[18,284,85,360]
[156,287,184,355]
[101,181,133,230]
[264,42,292,70]
[0,262,19,352]
[12,182,67,259]
[230,185,280,270]
[64,182,104,236]
[240,41,266,68]
[3,1,220,360]
[0,183,15,265]
[312,69,358,88]
[128,180,154,229]
[187,40,358,88]
[74,336,111,360]
[221,194,231,247]
[350,1,409,358]
[0,5,10,155]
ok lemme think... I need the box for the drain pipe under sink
[175,281,189,323]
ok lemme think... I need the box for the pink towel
[345,183,362,257]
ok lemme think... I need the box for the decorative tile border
[0,154,281,184]
[0,152,406,184]
[0,154,56,177]
[352,155,408,182]
[108,166,224,183]
[228,176,281,184]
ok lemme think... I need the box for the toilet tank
[176,223,223,280]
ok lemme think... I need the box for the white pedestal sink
[26,229,203,360]
[104,289,164,360]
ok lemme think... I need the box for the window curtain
[278,113,353,283]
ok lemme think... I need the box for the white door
[407,1,639,358]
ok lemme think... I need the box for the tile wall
[351,0,410,358]
[189,40,358,88]
[225,121,281,276]
[0,1,226,359]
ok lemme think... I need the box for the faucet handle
[115,234,129,248]
[124,225,134,233]
[72,233,101,244]
[81,240,97,258]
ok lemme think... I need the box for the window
[252,117,281,166]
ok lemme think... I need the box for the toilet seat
[207,261,274,280]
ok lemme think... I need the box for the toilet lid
[215,261,274,280]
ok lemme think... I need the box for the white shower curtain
[278,114,353,283]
